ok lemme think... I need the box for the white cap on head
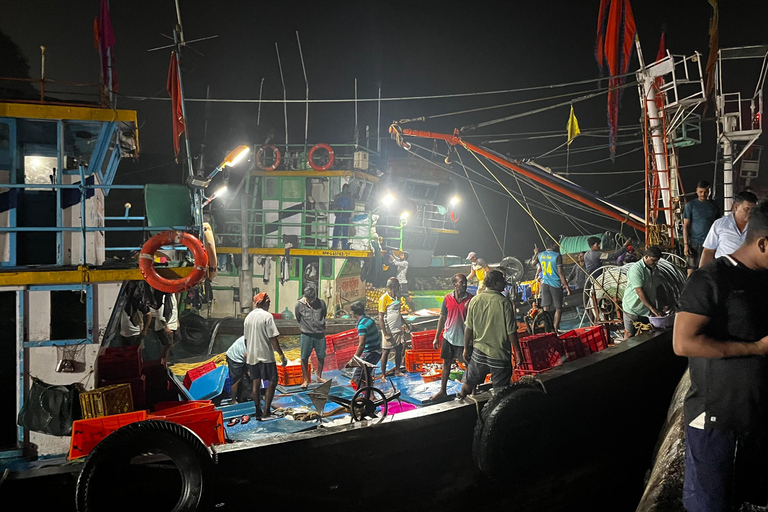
[467,252,476,260]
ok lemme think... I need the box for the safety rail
[0,173,203,267]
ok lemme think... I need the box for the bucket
[648,314,675,330]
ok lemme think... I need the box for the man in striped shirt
[460,270,522,397]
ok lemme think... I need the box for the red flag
[167,51,186,160]
[655,30,666,89]
[93,17,99,51]
[97,0,117,93]
[704,0,719,101]
[595,0,636,161]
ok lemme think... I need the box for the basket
[421,371,442,382]
[79,383,134,419]
[560,336,588,362]
[648,314,675,330]
[328,329,358,352]
[150,409,224,446]
[183,361,217,389]
[277,363,310,387]
[404,349,443,373]
[560,326,610,354]
[69,410,147,459]
[411,330,443,351]
[518,333,565,371]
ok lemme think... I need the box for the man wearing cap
[295,285,327,389]
[466,252,490,293]
[243,292,287,422]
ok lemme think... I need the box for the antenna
[257,77,265,126]
[275,43,289,155]
[296,32,309,151]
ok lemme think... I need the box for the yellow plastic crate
[79,383,134,419]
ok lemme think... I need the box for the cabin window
[281,178,304,201]
[321,258,333,278]
[24,156,56,191]
[50,291,87,340]
[263,177,278,199]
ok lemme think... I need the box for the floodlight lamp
[214,185,228,197]
[223,145,250,167]
[449,196,460,207]
[382,193,395,207]
[400,211,409,220]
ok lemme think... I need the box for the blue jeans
[333,218,349,249]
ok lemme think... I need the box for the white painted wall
[61,174,105,266]
[26,290,50,342]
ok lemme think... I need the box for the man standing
[295,285,327,389]
[683,180,720,275]
[700,190,757,267]
[584,236,632,278]
[466,252,490,292]
[331,183,354,249]
[243,292,287,423]
[431,273,473,401]
[460,270,522,397]
[378,277,410,379]
[226,336,248,427]
[390,251,414,310]
[537,239,570,333]
[621,246,663,340]
[673,200,768,511]
[349,301,382,385]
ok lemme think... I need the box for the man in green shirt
[622,245,663,340]
[460,270,523,396]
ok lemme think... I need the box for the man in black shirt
[674,200,768,511]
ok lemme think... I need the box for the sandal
[240,415,251,425]
[226,417,240,427]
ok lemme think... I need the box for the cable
[455,149,504,256]
[118,71,640,105]
[606,179,645,198]
[548,146,645,170]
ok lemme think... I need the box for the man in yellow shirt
[466,252,490,292]
[378,278,411,379]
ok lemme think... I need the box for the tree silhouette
[0,29,38,100]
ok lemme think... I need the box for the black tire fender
[472,385,549,481]
[75,420,215,512]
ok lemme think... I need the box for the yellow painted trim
[430,229,460,234]
[251,170,378,182]
[0,102,137,125]
[217,247,371,258]
[0,266,193,286]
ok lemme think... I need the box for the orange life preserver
[307,143,335,171]
[450,211,460,223]
[139,231,209,293]
[256,145,281,171]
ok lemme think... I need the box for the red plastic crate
[404,349,443,373]
[69,410,148,460]
[276,363,310,386]
[328,329,358,352]
[518,333,565,371]
[560,326,610,354]
[150,400,214,416]
[559,336,588,362]
[311,352,337,371]
[98,346,143,381]
[183,361,217,389]
[411,330,443,351]
[271,313,283,319]
[153,409,225,447]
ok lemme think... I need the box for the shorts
[247,361,278,382]
[684,426,768,511]
[440,341,466,364]
[686,241,703,270]
[465,348,512,390]
[382,331,405,350]
[540,283,564,309]
[623,311,649,337]
[352,351,382,382]
[400,283,409,295]
[300,333,327,360]
[226,356,246,382]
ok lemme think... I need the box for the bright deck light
[224,145,250,167]
[449,196,460,207]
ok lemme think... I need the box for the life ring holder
[256,145,282,171]
[139,231,208,293]
[450,211,460,223]
[308,143,335,171]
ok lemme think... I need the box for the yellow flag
[566,105,581,146]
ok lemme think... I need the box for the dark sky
[3,1,767,262]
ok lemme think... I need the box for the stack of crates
[98,347,146,410]
[79,383,134,419]
[559,326,611,355]
[404,349,443,373]
[310,329,358,371]
[277,362,310,386]
[411,329,443,350]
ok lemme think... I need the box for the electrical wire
[455,149,505,255]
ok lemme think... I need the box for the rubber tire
[179,314,210,354]
[472,385,549,481]
[75,420,215,512]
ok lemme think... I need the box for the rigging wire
[549,146,645,170]
[455,149,505,255]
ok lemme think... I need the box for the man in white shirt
[226,336,247,407]
[243,292,287,423]
[699,191,757,267]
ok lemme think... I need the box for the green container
[449,370,465,381]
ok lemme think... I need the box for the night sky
[3,1,767,263]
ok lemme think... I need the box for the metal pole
[723,133,734,213]
[503,199,509,255]
[275,43,289,155]
[377,85,382,153]
[296,32,309,153]
[240,194,252,315]
[40,46,45,102]
[354,78,359,148]
[257,77,264,126]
